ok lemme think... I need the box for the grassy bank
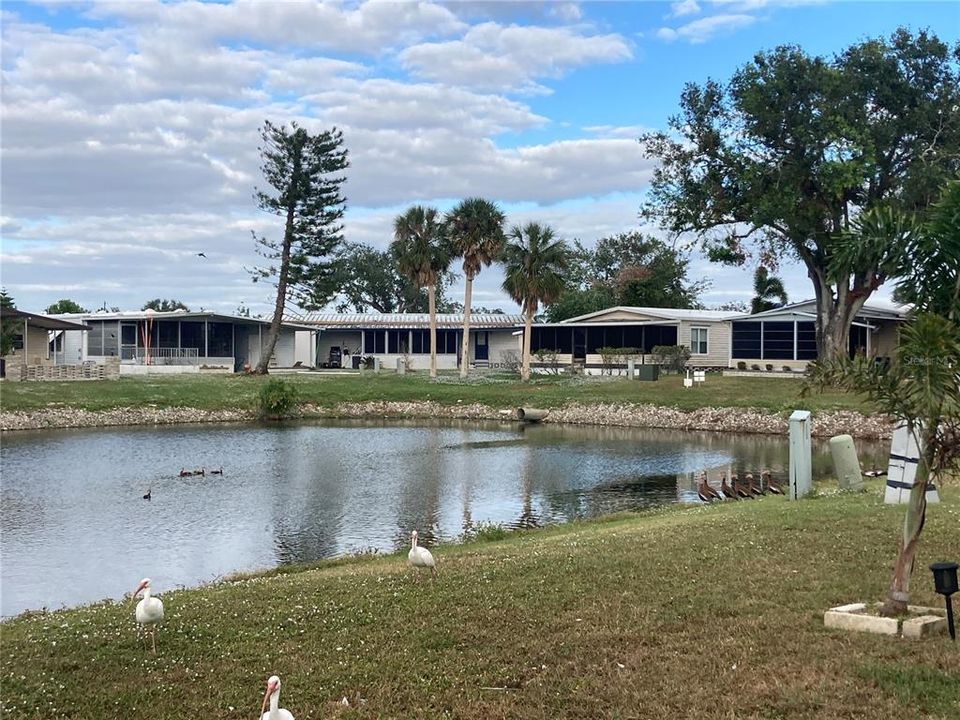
[3,482,958,719]
[0,372,868,415]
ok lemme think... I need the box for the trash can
[351,355,361,370]
[638,364,659,381]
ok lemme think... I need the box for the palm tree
[444,198,506,378]
[391,206,450,378]
[501,222,570,381]
[750,266,788,314]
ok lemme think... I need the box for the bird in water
[142,488,151,501]
[132,578,164,654]
[761,469,784,494]
[192,467,205,477]
[408,530,436,578]
[260,675,294,720]
[179,469,191,477]
[210,466,223,475]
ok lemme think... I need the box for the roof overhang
[0,309,91,331]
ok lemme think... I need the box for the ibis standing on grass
[408,530,436,578]
[260,675,294,720]
[132,578,164,653]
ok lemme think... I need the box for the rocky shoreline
[0,401,893,439]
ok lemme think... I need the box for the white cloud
[657,13,756,44]
[670,0,702,18]
[399,22,632,92]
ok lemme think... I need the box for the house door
[475,331,489,361]
[120,322,138,361]
[573,328,587,361]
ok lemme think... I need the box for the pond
[0,420,886,617]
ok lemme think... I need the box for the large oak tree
[642,29,959,361]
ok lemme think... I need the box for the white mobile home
[52,310,315,374]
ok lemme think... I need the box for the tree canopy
[642,28,960,360]
[142,298,189,312]
[1,289,18,358]
[750,267,788,314]
[46,299,89,315]
[333,242,453,314]
[546,232,703,322]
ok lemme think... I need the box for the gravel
[0,401,893,439]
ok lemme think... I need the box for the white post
[788,410,812,499]
[626,357,635,380]
[396,357,406,375]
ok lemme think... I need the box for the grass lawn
[0,371,869,416]
[2,481,958,719]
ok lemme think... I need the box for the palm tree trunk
[881,425,935,617]
[428,283,437,379]
[460,275,473,379]
[522,307,533,381]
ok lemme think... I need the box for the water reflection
[0,419,886,616]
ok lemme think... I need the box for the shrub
[765,363,774,372]
[782,365,793,372]
[751,364,762,371]
[257,378,300,419]
[737,361,747,370]
[534,348,563,374]
[652,345,691,373]
[465,522,511,543]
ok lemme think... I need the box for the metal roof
[292,312,525,329]
[728,300,906,322]
[47,310,315,331]
[1,308,91,331]
[559,306,737,323]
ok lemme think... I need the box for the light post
[929,561,958,641]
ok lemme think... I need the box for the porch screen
[731,322,761,359]
[208,322,232,356]
[796,322,817,360]
[762,322,794,360]
[180,322,204,351]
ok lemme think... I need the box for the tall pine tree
[251,121,348,373]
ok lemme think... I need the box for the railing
[121,347,200,365]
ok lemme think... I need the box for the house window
[690,327,708,354]
[364,330,386,354]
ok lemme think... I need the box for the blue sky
[1,1,957,314]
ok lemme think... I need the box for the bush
[737,361,747,370]
[651,345,691,374]
[464,522,511,543]
[765,363,774,372]
[257,378,300,419]
[751,364,762,371]
[782,365,793,372]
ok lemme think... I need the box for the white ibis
[260,675,294,720]
[132,578,164,653]
[408,530,436,578]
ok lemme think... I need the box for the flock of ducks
[142,466,224,502]
[130,529,436,718]
[697,469,783,502]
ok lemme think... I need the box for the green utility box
[638,364,660,381]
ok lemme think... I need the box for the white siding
[678,320,731,367]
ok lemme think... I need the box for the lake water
[0,420,886,617]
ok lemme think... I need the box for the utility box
[396,357,406,375]
[638,365,659,382]
[829,434,862,490]
[789,410,812,499]
[626,358,636,380]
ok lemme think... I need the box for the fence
[121,347,200,365]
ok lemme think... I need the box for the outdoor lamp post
[929,561,958,641]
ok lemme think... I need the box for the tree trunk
[460,274,473,379]
[521,307,533,381]
[428,283,437,379]
[881,425,935,617]
[808,264,868,364]
[255,205,295,374]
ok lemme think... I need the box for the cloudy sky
[1,1,955,316]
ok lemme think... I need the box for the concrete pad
[825,608,900,635]
[902,615,947,638]
[830,603,867,614]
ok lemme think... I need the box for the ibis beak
[261,681,276,716]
